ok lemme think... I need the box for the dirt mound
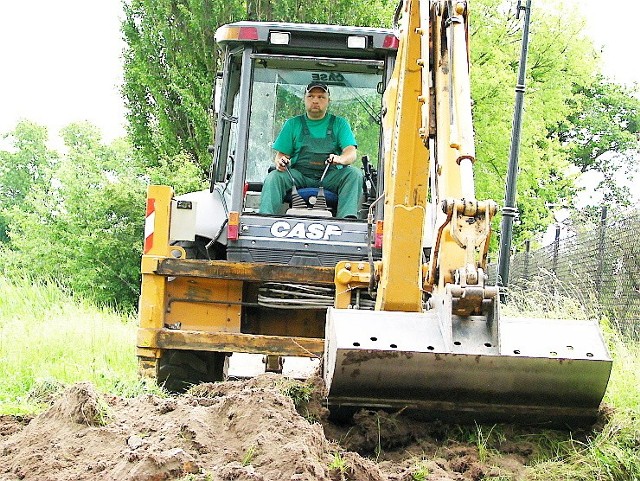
[0,376,535,481]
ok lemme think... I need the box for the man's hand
[326,153,344,165]
[275,154,290,172]
[327,145,357,166]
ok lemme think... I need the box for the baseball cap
[305,82,330,94]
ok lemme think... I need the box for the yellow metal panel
[140,256,160,274]
[165,277,242,332]
[376,205,425,311]
[139,272,167,330]
[140,328,324,358]
[137,328,157,348]
[334,261,374,309]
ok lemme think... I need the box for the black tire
[157,350,229,393]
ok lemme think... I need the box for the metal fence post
[552,224,560,276]
[524,239,531,281]
[497,0,533,302]
[595,205,607,301]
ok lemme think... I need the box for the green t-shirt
[272,114,357,166]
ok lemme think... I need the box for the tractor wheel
[157,349,229,393]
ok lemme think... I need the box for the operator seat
[284,187,338,212]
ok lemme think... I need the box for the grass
[276,377,313,408]
[0,276,160,414]
[329,452,350,477]
[410,461,429,480]
[241,444,258,466]
[472,423,501,463]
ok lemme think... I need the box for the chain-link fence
[489,207,640,340]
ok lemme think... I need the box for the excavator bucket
[324,304,612,426]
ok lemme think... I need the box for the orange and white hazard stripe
[144,198,155,254]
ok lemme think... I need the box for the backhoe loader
[138,0,612,425]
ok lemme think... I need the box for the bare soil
[0,375,576,480]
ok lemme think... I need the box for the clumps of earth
[0,374,597,480]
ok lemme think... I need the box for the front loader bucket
[324,307,612,426]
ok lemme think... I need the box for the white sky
[0,0,126,147]
[578,0,639,86]
[0,0,638,150]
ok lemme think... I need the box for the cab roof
[215,21,399,57]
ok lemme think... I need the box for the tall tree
[122,0,231,172]
[552,77,640,208]
[469,0,604,247]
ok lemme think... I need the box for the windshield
[246,64,383,183]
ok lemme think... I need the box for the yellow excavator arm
[377,0,498,313]
[374,0,429,312]
[334,0,498,314]
[325,0,611,426]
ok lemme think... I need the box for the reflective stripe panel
[144,198,155,254]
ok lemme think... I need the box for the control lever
[313,157,335,211]
[283,162,307,209]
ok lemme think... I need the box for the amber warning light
[228,211,240,240]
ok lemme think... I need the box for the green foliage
[3,123,145,308]
[476,425,500,463]
[528,395,640,480]
[277,378,313,408]
[555,78,640,172]
[0,121,205,308]
[552,77,640,207]
[246,0,396,25]
[331,94,382,168]
[241,444,258,466]
[470,0,597,246]
[122,0,227,173]
[605,338,640,414]
[470,0,639,249]
[0,121,58,243]
[410,462,429,481]
[329,451,350,476]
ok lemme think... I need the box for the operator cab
[203,22,397,266]
[211,22,397,219]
